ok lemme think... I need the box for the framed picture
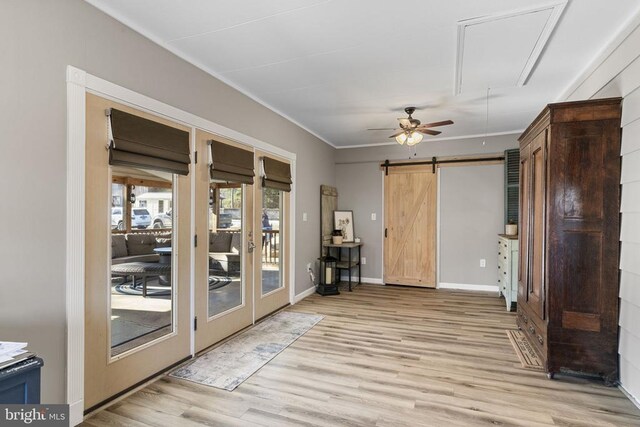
[334,210,354,242]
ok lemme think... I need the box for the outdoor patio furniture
[111,262,171,297]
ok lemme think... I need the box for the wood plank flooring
[83,285,640,426]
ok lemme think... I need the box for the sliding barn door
[384,165,437,287]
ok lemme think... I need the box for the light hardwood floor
[83,285,640,426]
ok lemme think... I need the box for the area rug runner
[506,329,544,371]
[170,311,324,390]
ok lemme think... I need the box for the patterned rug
[506,329,544,371]
[170,311,324,390]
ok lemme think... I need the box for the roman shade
[209,140,254,184]
[107,108,191,175]
[261,157,292,192]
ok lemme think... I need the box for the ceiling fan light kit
[396,131,423,146]
[383,107,453,146]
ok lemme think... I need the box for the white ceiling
[86,0,640,148]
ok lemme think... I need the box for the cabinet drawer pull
[537,335,544,345]
[498,279,501,283]
[498,266,501,269]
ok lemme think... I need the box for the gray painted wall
[566,21,640,405]
[335,134,518,282]
[439,164,504,286]
[0,0,334,403]
[336,163,383,280]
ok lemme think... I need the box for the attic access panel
[454,1,567,94]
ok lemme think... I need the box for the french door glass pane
[110,167,174,357]
[208,184,243,317]
[262,188,283,295]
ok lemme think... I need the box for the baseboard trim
[338,276,384,285]
[294,286,316,303]
[619,384,640,411]
[438,282,499,292]
[69,400,84,426]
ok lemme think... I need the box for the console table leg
[348,247,352,291]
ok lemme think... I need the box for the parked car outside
[111,207,151,230]
[152,210,172,229]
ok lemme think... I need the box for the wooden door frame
[66,66,297,425]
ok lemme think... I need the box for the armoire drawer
[518,308,546,357]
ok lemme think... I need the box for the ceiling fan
[369,107,454,146]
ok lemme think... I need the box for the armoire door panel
[518,145,531,299]
[529,131,546,320]
[562,134,605,220]
[560,231,603,315]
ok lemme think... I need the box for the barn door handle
[385,228,388,238]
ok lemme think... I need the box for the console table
[323,242,362,291]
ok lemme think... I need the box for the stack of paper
[0,342,34,370]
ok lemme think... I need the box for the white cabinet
[497,235,518,311]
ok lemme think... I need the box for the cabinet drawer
[517,308,546,355]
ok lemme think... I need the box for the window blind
[261,157,292,192]
[209,140,254,184]
[107,108,191,175]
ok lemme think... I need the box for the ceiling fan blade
[389,130,407,138]
[367,128,397,131]
[419,129,442,136]
[419,120,454,128]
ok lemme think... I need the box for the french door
[85,101,293,409]
[84,94,191,410]
[194,142,291,350]
[194,131,254,351]
[383,165,437,287]
[254,151,291,320]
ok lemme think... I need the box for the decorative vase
[332,235,343,245]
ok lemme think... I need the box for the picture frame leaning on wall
[333,210,354,242]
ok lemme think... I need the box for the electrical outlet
[302,212,308,222]
[371,213,377,221]
[480,259,486,268]
[361,257,366,265]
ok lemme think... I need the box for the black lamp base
[316,283,340,296]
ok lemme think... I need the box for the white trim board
[66,65,298,426]
[335,130,524,150]
[438,283,500,292]
[620,384,640,411]
[294,286,316,303]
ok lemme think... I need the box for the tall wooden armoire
[516,98,622,383]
